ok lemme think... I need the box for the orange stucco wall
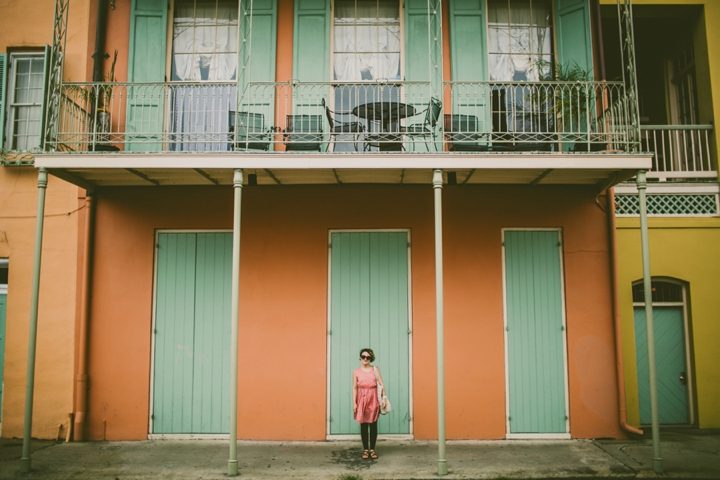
[0,168,80,439]
[85,184,622,441]
[0,0,93,439]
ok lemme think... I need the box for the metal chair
[322,98,363,151]
[228,111,272,151]
[402,97,442,150]
[444,114,511,152]
[284,114,324,151]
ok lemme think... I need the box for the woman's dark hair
[359,348,375,362]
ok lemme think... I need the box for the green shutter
[293,0,329,82]
[39,45,51,150]
[127,0,168,151]
[0,293,6,422]
[153,233,232,434]
[555,0,594,74]
[329,232,410,435]
[447,0,490,134]
[240,0,278,126]
[405,0,434,104]
[0,54,7,149]
[504,231,567,434]
[634,306,689,425]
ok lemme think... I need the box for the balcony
[641,125,716,181]
[50,80,635,155]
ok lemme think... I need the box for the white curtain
[333,0,401,81]
[487,1,552,82]
[172,1,238,81]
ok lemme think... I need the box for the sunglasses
[360,355,372,360]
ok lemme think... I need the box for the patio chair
[284,114,324,151]
[322,98,364,151]
[402,97,442,150]
[444,114,511,152]
[228,111,273,151]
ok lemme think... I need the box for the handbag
[373,366,392,415]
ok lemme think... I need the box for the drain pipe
[607,188,643,437]
[92,0,110,82]
[74,193,94,441]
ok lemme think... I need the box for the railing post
[20,168,49,474]
[228,169,243,477]
[636,170,663,474]
[432,169,447,476]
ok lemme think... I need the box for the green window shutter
[405,0,435,109]
[39,45,51,150]
[555,0,594,74]
[0,53,7,149]
[127,0,168,151]
[293,0,329,82]
[448,0,487,82]
[240,0,278,125]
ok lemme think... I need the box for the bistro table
[352,101,416,151]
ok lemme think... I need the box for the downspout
[607,187,643,437]
[74,193,94,441]
[92,0,110,82]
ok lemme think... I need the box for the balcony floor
[35,152,652,191]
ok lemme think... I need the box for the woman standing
[352,348,387,460]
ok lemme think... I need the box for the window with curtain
[5,54,45,151]
[333,0,401,82]
[170,0,238,150]
[487,0,553,82]
[487,0,554,143]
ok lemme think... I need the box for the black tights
[360,421,378,450]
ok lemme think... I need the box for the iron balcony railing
[640,125,716,180]
[48,80,637,154]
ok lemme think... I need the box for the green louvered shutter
[0,293,6,422]
[555,0,594,74]
[504,230,567,434]
[153,233,232,434]
[127,0,168,151]
[0,54,7,149]
[329,232,410,435]
[292,0,328,116]
[448,0,490,135]
[239,0,278,127]
[405,0,434,106]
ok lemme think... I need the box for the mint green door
[504,230,567,434]
[329,232,410,435]
[634,306,689,425]
[0,293,6,422]
[152,233,232,434]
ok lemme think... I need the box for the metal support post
[636,170,662,474]
[20,168,49,473]
[228,169,243,476]
[432,169,447,475]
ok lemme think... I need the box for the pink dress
[354,367,380,423]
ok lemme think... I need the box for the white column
[433,169,447,475]
[228,169,243,476]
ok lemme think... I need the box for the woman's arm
[376,367,388,406]
[352,370,358,413]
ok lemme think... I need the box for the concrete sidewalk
[0,429,718,479]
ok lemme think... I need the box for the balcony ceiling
[35,153,652,192]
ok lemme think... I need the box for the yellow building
[601,0,720,429]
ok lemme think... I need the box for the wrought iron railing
[640,125,716,180]
[46,80,637,154]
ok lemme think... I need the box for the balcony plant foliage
[534,59,594,136]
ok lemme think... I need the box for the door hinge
[502,241,505,247]
[154,329,158,334]
[328,329,332,335]
[558,242,562,247]
[156,243,160,249]
[151,414,155,420]
[560,325,564,331]
[329,416,332,422]
[407,329,412,334]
